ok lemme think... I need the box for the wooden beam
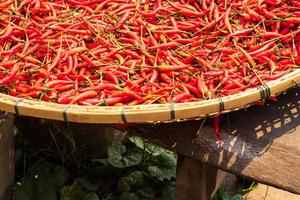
[176,155,226,200]
[0,113,14,200]
[128,88,300,194]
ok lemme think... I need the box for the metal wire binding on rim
[170,103,176,120]
[257,84,271,101]
[14,98,24,117]
[63,105,71,124]
[218,97,225,113]
[121,106,127,124]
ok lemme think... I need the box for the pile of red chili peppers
[0,0,299,106]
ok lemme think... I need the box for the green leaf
[119,188,156,200]
[151,151,177,167]
[107,142,143,168]
[230,194,244,200]
[147,165,176,181]
[15,164,68,200]
[118,171,147,192]
[118,172,157,200]
[52,166,69,189]
[162,182,175,200]
[147,152,176,181]
[103,193,118,200]
[15,175,57,200]
[93,165,125,177]
[130,136,176,158]
[214,187,244,200]
[135,187,156,200]
[61,181,99,200]
[29,161,55,175]
[91,158,109,166]
[15,179,33,200]
[129,137,145,150]
[129,137,165,156]
[76,177,98,192]
[119,192,139,200]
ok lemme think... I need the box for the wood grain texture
[0,113,14,200]
[128,87,300,194]
[176,156,226,200]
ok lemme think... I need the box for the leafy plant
[14,121,177,200]
[107,142,143,168]
[213,187,244,200]
[14,119,248,200]
[61,181,99,200]
[15,163,68,200]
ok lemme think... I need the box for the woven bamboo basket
[0,69,299,124]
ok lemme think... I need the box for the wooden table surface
[128,87,300,195]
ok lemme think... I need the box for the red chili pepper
[45,80,74,88]
[54,84,74,92]
[148,42,178,50]
[266,71,289,80]
[172,93,192,103]
[0,27,14,40]
[104,97,124,106]
[157,64,188,72]
[111,91,143,101]
[236,45,257,69]
[285,17,300,24]
[107,11,130,31]
[197,74,209,97]
[104,71,119,84]
[149,69,158,83]
[79,84,118,92]
[249,42,275,56]
[213,116,222,142]
[0,0,296,114]
[0,64,19,85]
[168,0,203,17]
[184,83,201,98]
[67,47,87,55]
[47,48,62,72]
[69,91,98,104]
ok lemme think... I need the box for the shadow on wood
[127,87,300,195]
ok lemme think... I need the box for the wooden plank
[176,155,226,200]
[128,87,300,194]
[0,113,14,200]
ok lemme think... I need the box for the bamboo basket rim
[0,69,299,124]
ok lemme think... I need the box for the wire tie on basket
[63,105,71,123]
[257,85,266,103]
[258,84,270,101]
[218,97,225,113]
[121,106,127,124]
[14,98,24,117]
[263,83,271,98]
[170,102,176,120]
